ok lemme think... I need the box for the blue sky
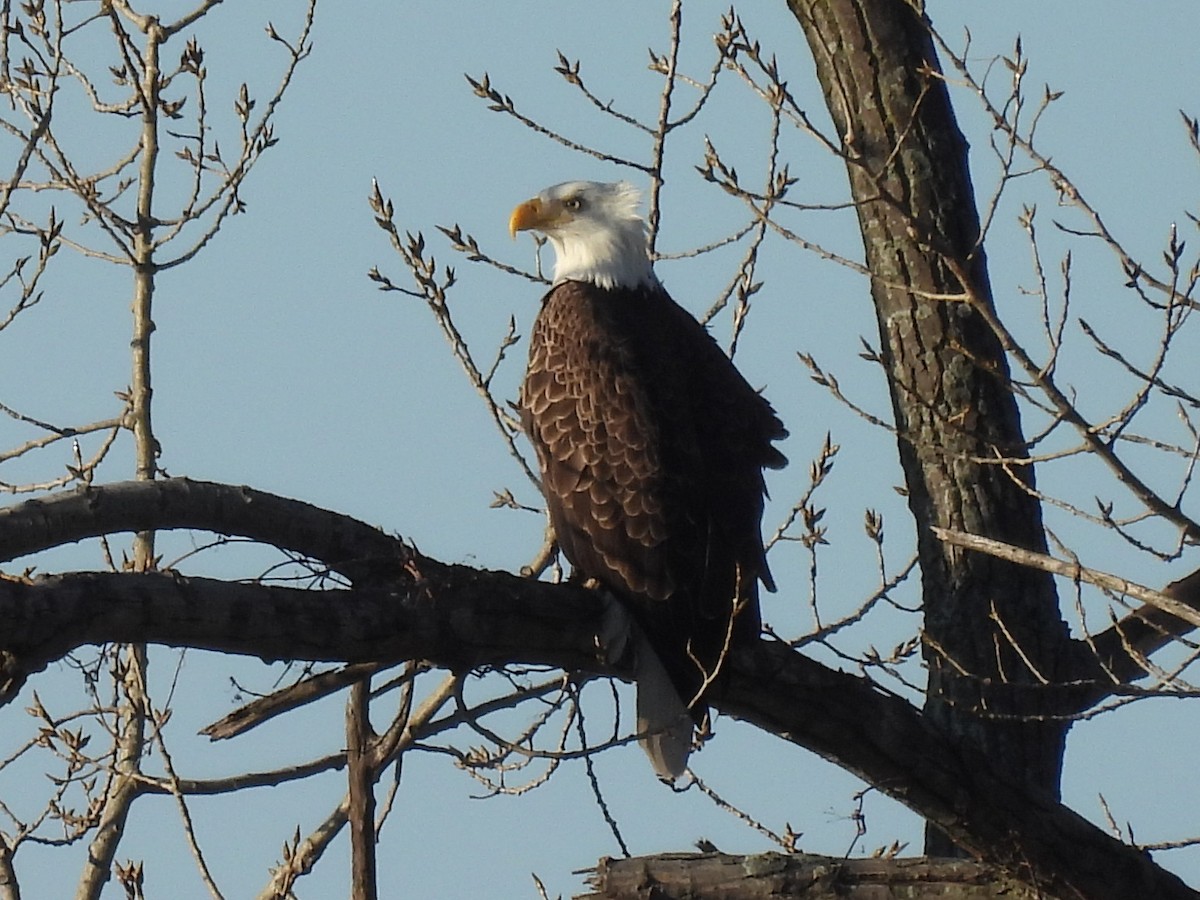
[2,2,1199,897]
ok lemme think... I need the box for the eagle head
[509,181,658,291]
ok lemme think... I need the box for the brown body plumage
[521,279,786,772]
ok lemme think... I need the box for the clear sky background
[2,1,1199,897]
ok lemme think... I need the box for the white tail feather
[598,593,693,781]
[634,637,693,782]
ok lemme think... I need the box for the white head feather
[509,181,659,291]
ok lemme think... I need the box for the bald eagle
[510,181,787,780]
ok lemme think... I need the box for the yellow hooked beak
[509,197,553,238]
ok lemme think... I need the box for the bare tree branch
[932,527,1200,632]
[0,478,1194,900]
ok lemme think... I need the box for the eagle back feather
[521,279,787,722]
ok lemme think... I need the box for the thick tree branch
[578,853,1043,900]
[0,569,606,700]
[0,479,1192,900]
[717,640,1193,900]
[0,478,408,582]
[0,572,1190,899]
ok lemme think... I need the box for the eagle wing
[521,280,678,602]
[521,280,786,654]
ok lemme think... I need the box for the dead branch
[577,853,1047,900]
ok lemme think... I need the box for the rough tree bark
[578,853,1044,900]
[788,0,1073,855]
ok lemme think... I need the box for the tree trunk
[786,0,1072,854]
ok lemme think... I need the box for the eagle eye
[564,196,584,211]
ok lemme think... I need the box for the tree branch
[0,479,1193,900]
[933,526,1200,692]
[0,478,408,582]
[0,567,606,701]
[578,853,1042,900]
[347,678,377,900]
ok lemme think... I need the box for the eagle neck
[548,229,658,292]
